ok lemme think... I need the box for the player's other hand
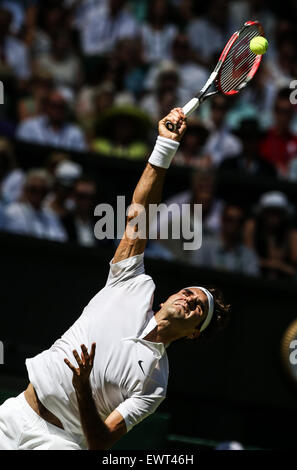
[159,108,187,142]
[64,343,96,393]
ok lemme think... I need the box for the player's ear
[159,303,164,308]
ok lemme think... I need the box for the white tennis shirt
[26,254,169,446]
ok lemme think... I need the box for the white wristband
[148,136,180,169]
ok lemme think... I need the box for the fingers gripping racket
[165,20,265,131]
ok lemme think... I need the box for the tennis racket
[165,20,265,131]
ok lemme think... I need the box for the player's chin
[169,302,189,318]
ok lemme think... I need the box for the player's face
[160,287,208,335]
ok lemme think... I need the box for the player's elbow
[125,203,147,241]
[126,202,146,223]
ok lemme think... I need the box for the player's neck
[147,313,183,345]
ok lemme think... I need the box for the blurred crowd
[1,0,297,280]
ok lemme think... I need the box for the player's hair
[200,286,231,340]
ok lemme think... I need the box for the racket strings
[219,25,261,93]
[219,27,259,92]
[220,33,258,91]
[227,29,259,88]
[224,50,256,92]
[222,27,259,81]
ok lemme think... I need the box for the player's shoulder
[106,253,148,286]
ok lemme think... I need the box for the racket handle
[165,98,200,132]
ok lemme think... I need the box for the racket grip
[165,98,200,132]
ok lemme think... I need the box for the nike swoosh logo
[138,360,145,374]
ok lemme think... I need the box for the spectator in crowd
[166,33,209,102]
[259,88,297,177]
[154,168,224,264]
[127,0,149,22]
[76,82,114,125]
[105,38,146,99]
[186,0,229,67]
[234,64,277,130]
[0,0,38,35]
[280,0,297,24]
[189,167,223,235]
[34,32,83,91]
[3,168,67,241]
[16,90,88,152]
[143,239,175,261]
[190,204,259,276]
[173,119,210,168]
[219,118,277,178]
[144,33,209,104]
[76,0,139,57]
[141,0,177,63]
[173,0,195,31]
[26,4,70,58]
[0,137,25,204]
[17,68,54,121]
[92,105,152,160]
[45,151,70,177]
[44,160,83,218]
[62,176,106,247]
[265,32,296,89]
[140,61,188,121]
[76,82,115,142]
[243,191,297,279]
[202,95,242,167]
[0,7,31,83]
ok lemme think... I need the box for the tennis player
[0,108,229,450]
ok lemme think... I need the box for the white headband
[187,286,214,332]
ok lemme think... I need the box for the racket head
[216,20,265,96]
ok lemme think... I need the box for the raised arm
[112,108,187,264]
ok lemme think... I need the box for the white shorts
[0,392,82,450]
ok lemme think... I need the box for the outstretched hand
[158,108,187,142]
[64,343,96,393]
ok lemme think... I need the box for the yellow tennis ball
[250,36,268,55]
